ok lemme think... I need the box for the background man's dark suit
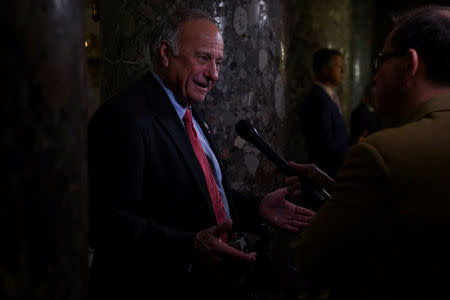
[300,84,349,178]
[88,73,261,299]
[350,102,380,145]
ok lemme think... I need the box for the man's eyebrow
[195,50,210,56]
[196,51,223,60]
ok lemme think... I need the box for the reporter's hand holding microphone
[284,162,335,199]
[235,120,333,211]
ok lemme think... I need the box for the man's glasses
[374,50,407,72]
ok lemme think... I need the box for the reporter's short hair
[391,6,450,85]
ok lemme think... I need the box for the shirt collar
[152,72,189,121]
[314,81,336,100]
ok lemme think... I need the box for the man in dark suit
[87,9,315,299]
[350,83,380,145]
[300,48,349,178]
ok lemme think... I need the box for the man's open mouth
[193,80,209,89]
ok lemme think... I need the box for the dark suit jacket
[87,73,261,299]
[350,102,380,145]
[300,84,349,178]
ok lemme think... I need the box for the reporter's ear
[405,48,420,83]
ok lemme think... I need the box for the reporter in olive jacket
[291,6,450,300]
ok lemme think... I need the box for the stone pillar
[100,0,289,195]
[351,0,375,109]
[280,2,353,296]
[283,0,353,162]
[1,1,88,299]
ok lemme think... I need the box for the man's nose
[205,62,219,82]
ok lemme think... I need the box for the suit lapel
[142,73,214,215]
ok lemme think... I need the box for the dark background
[2,1,449,299]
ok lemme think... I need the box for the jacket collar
[142,72,217,216]
[405,93,450,124]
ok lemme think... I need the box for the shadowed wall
[1,1,88,299]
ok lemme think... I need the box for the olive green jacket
[296,94,450,299]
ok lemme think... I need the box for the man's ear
[405,48,420,82]
[317,66,328,83]
[159,40,172,68]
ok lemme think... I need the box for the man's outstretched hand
[259,188,316,232]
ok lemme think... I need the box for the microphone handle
[255,139,331,210]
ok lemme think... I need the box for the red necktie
[183,108,227,242]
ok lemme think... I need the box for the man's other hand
[194,219,257,268]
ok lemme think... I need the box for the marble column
[280,2,353,291]
[1,1,88,299]
[351,0,375,110]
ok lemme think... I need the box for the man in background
[300,48,349,178]
[350,83,380,144]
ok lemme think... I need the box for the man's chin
[185,95,206,106]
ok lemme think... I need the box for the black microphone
[235,120,331,209]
